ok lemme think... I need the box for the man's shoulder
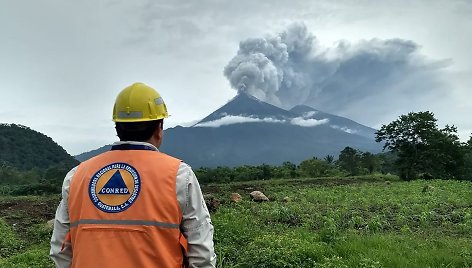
[178,161,192,171]
[176,161,197,178]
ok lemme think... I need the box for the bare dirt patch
[0,196,60,238]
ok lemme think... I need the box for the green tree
[259,164,273,180]
[43,167,69,187]
[459,135,472,180]
[324,155,335,165]
[282,161,298,178]
[375,111,465,180]
[377,152,397,175]
[361,152,383,174]
[337,147,362,176]
[299,158,330,177]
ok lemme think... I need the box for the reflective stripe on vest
[68,147,186,268]
[70,219,180,229]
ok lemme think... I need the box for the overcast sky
[1,0,471,155]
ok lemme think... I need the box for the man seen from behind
[50,82,216,268]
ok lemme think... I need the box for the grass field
[0,176,471,267]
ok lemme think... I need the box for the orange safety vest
[68,144,188,268]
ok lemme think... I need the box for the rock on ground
[205,196,221,212]
[231,193,242,202]
[249,191,269,202]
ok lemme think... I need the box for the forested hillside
[0,124,79,195]
[0,124,78,170]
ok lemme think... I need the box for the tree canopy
[375,111,468,180]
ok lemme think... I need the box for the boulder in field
[205,196,221,212]
[250,191,269,202]
[230,193,242,202]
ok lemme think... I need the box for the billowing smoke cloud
[224,23,447,117]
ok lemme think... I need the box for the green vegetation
[0,196,59,267]
[0,124,78,170]
[1,177,471,267]
[0,124,79,196]
[209,178,472,267]
[195,153,389,184]
[0,165,73,196]
[376,111,472,180]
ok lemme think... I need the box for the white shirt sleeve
[50,166,77,268]
[176,163,217,268]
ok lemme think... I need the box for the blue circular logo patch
[89,162,141,213]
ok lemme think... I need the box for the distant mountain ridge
[75,144,112,162]
[289,105,377,139]
[0,123,79,170]
[75,93,382,167]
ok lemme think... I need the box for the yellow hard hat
[112,82,169,122]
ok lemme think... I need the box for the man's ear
[154,124,163,140]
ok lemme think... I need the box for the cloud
[193,115,284,128]
[302,111,317,117]
[289,110,328,127]
[331,125,356,134]
[194,114,330,128]
[291,117,329,127]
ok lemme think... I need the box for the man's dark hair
[115,119,163,142]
